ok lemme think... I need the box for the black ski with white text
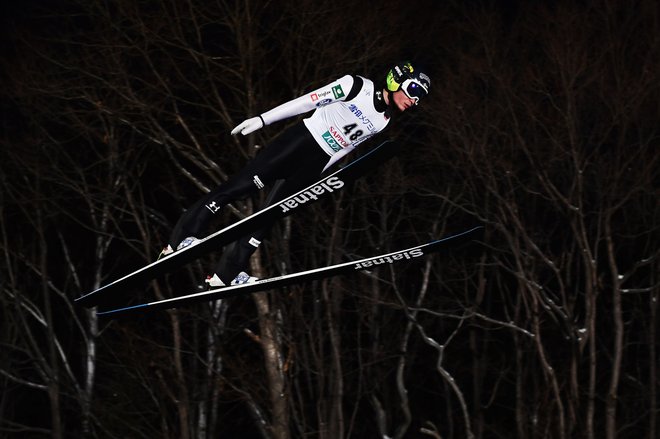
[96,226,483,317]
[76,140,401,308]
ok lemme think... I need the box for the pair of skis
[75,140,482,316]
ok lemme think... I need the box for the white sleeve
[260,75,356,126]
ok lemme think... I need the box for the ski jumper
[169,74,391,284]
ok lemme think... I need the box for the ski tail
[96,226,483,317]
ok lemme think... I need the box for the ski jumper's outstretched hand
[230,76,356,137]
[231,117,264,136]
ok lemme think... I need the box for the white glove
[231,116,264,136]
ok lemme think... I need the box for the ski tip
[429,225,484,249]
[465,225,485,237]
[442,225,484,241]
[463,225,485,242]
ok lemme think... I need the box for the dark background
[1,1,658,438]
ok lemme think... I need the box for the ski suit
[169,74,392,284]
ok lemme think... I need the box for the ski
[96,226,483,317]
[76,140,400,308]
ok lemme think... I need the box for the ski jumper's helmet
[386,61,431,105]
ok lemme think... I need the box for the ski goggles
[400,78,429,104]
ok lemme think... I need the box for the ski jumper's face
[391,89,417,112]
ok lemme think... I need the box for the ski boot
[158,236,200,260]
[205,272,258,289]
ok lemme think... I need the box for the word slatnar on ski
[278,176,344,213]
[96,226,483,317]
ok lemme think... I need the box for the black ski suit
[169,74,392,284]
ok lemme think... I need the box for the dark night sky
[0,1,657,438]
